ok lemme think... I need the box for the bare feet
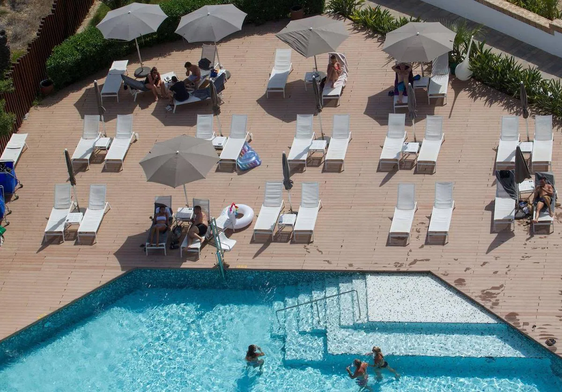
[533,218,539,223]
[550,210,554,217]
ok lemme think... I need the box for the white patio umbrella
[175,4,247,67]
[96,3,168,74]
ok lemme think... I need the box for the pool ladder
[210,218,226,281]
[275,289,360,326]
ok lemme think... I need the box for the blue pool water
[0,270,561,391]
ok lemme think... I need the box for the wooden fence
[0,0,94,151]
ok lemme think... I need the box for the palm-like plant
[446,21,483,66]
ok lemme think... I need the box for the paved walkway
[368,0,562,79]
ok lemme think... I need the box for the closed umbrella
[175,4,247,67]
[282,152,293,212]
[520,81,530,141]
[93,80,106,134]
[407,82,418,142]
[311,73,325,139]
[383,22,455,63]
[97,3,168,75]
[139,135,219,206]
[515,146,531,203]
[64,149,80,211]
[276,16,349,71]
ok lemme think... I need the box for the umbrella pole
[288,190,293,213]
[183,184,189,207]
[72,186,80,212]
[314,55,318,72]
[412,118,417,142]
[214,41,221,68]
[135,38,143,68]
[525,117,529,142]
[318,112,325,140]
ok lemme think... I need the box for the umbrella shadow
[256,81,317,122]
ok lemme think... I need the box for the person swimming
[346,359,371,390]
[245,345,265,372]
[366,346,400,380]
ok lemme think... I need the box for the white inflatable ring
[220,204,255,230]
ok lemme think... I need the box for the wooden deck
[1,20,561,355]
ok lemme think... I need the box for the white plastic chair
[379,113,406,170]
[71,115,103,170]
[253,181,285,241]
[417,116,444,173]
[181,198,211,257]
[288,114,315,170]
[293,182,322,243]
[325,114,352,172]
[427,54,449,105]
[77,184,111,244]
[218,115,249,169]
[496,116,520,169]
[532,115,553,171]
[43,184,76,243]
[494,181,516,232]
[428,182,455,244]
[100,60,128,103]
[267,49,292,98]
[389,183,417,245]
[105,114,137,170]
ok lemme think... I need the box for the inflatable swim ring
[218,203,255,230]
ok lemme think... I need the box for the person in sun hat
[365,346,400,380]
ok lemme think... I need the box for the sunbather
[165,76,190,112]
[144,67,164,100]
[149,207,170,245]
[188,205,208,242]
[392,63,412,104]
[365,346,400,380]
[528,176,554,222]
[326,54,341,88]
[184,61,201,88]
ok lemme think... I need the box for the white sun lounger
[43,184,76,243]
[77,184,111,244]
[100,60,128,104]
[71,115,102,170]
[494,181,516,232]
[428,182,455,244]
[532,115,553,171]
[379,113,406,170]
[417,115,444,173]
[196,114,216,141]
[496,116,520,169]
[218,115,249,169]
[253,181,285,241]
[104,115,136,170]
[293,182,322,243]
[267,49,293,98]
[324,114,351,171]
[0,133,28,165]
[146,196,173,255]
[288,114,315,170]
[427,54,449,105]
[181,198,211,257]
[389,183,417,245]
[200,44,219,78]
[323,52,348,106]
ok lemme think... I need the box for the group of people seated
[148,205,208,246]
[142,62,204,111]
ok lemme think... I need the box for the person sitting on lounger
[165,76,190,111]
[365,346,400,380]
[149,207,170,245]
[184,62,201,88]
[326,54,342,88]
[188,205,208,243]
[528,176,554,222]
[145,67,164,100]
[392,63,411,104]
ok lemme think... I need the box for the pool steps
[272,274,547,363]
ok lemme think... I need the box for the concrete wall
[420,0,562,58]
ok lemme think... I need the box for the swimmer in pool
[347,359,372,391]
[366,346,400,380]
[245,345,265,372]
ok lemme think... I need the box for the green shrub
[327,0,364,19]
[506,0,561,20]
[350,6,419,35]
[0,100,15,137]
[446,21,483,65]
[47,0,324,89]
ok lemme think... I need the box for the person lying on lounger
[326,54,342,88]
[528,176,554,222]
[149,207,170,245]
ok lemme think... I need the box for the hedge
[47,0,324,89]
[328,0,562,117]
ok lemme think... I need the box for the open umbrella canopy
[175,4,247,43]
[96,3,167,41]
[383,22,455,63]
[276,16,349,69]
[139,135,218,188]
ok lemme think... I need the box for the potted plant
[291,5,304,20]
[40,79,54,96]
[447,21,482,76]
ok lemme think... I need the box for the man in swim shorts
[528,176,555,223]
[184,61,201,88]
[347,359,371,390]
[188,205,208,243]
[391,62,411,104]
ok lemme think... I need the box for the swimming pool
[0,270,561,391]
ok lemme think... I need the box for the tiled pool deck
[1,19,561,356]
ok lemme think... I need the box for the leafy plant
[506,0,561,20]
[0,99,15,137]
[10,49,26,64]
[327,0,364,19]
[350,6,419,35]
[0,77,14,94]
[446,21,483,65]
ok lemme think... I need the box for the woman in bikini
[144,67,164,100]
[326,54,342,88]
[245,345,265,371]
[391,63,411,104]
[149,207,170,246]
[366,346,400,380]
